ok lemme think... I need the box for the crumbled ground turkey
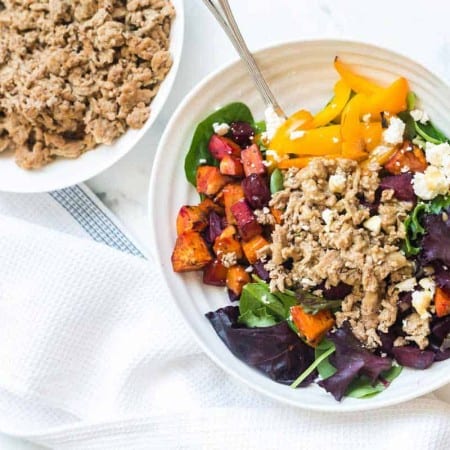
[0,0,174,169]
[261,158,418,349]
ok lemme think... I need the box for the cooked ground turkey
[261,158,419,349]
[0,0,173,169]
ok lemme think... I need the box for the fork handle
[202,0,286,118]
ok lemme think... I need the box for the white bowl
[149,40,450,411]
[0,0,184,193]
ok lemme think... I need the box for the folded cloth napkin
[0,185,449,450]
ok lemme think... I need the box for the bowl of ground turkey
[0,0,184,192]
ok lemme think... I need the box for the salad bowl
[149,39,450,411]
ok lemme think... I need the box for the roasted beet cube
[208,135,241,160]
[241,144,266,177]
[230,199,262,241]
[230,121,255,147]
[241,174,271,209]
[196,166,230,196]
[203,259,228,286]
[206,211,225,244]
[220,155,244,177]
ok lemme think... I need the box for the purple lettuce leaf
[317,281,352,300]
[392,346,435,369]
[421,212,450,267]
[433,265,450,292]
[205,306,316,386]
[318,322,392,401]
[253,260,270,282]
[380,173,415,202]
[431,316,450,341]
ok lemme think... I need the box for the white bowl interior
[149,40,450,411]
[0,0,184,193]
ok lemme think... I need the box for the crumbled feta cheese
[425,141,450,167]
[383,116,406,145]
[289,130,305,140]
[363,215,382,234]
[362,113,372,123]
[261,294,269,304]
[395,277,417,292]
[413,166,448,200]
[212,122,230,136]
[262,206,270,214]
[321,208,333,226]
[265,149,288,162]
[198,158,207,164]
[264,106,286,140]
[301,278,316,287]
[245,265,254,273]
[412,289,433,319]
[332,137,340,144]
[418,277,436,294]
[410,109,429,124]
[328,173,346,193]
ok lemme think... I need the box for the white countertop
[3,0,450,448]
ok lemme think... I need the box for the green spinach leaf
[184,102,254,185]
[315,339,337,379]
[414,121,449,145]
[398,111,417,141]
[270,168,284,194]
[346,365,403,399]
[296,290,343,315]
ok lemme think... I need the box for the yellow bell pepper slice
[362,122,382,151]
[334,57,382,95]
[312,79,352,127]
[271,124,342,156]
[340,94,368,161]
[361,77,409,117]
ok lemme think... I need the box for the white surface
[0,0,184,193]
[0,213,447,450]
[150,40,450,411]
[2,0,450,448]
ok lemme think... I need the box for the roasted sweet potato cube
[208,134,241,160]
[226,265,251,297]
[270,207,283,225]
[241,144,266,177]
[384,141,427,175]
[223,183,245,225]
[203,259,228,286]
[176,205,208,236]
[220,155,244,177]
[290,305,335,347]
[213,225,243,261]
[230,199,262,241]
[198,197,224,216]
[242,235,269,264]
[171,231,213,272]
[196,166,231,197]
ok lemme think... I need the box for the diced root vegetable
[270,207,283,225]
[384,142,427,175]
[435,287,450,318]
[208,134,241,160]
[203,259,228,286]
[223,183,245,225]
[196,166,231,196]
[219,155,244,177]
[213,225,243,261]
[242,235,269,264]
[176,205,208,236]
[230,199,262,241]
[241,144,266,177]
[229,121,255,147]
[198,197,224,216]
[241,174,271,209]
[226,265,251,297]
[171,231,213,272]
[290,305,335,347]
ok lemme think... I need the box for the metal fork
[202,0,286,118]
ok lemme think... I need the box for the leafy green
[404,195,450,256]
[270,168,284,194]
[290,340,336,388]
[184,102,254,185]
[346,366,403,399]
[315,339,337,379]
[397,111,417,141]
[414,121,449,145]
[253,120,267,134]
[238,281,297,328]
[407,91,416,110]
[295,290,343,315]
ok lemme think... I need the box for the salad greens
[184,102,254,185]
[404,195,450,256]
[269,168,284,194]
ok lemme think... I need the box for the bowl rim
[0,0,185,193]
[149,38,450,412]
